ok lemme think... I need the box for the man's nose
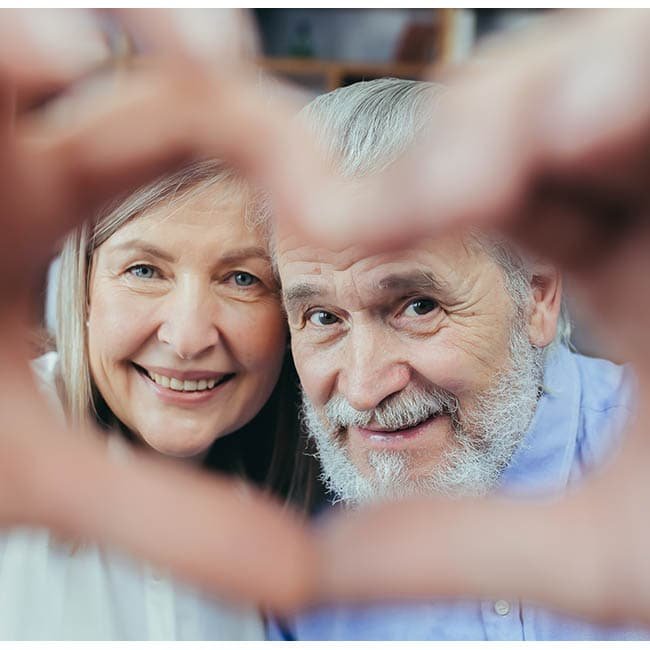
[338,328,411,411]
[157,280,221,360]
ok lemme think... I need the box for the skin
[87,183,286,459]
[277,231,560,479]
[2,7,650,626]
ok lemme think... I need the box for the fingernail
[21,9,110,77]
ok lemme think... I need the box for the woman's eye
[403,298,438,317]
[308,310,340,326]
[127,264,157,280]
[232,271,259,287]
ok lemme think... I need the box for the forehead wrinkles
[285,265,447,315]
[280,235,494,309]
[279,243,384,310]
[286,231,483,270]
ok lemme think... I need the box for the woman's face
[87,182,286,459]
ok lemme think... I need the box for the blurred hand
[314,418,650,626]
[3,6,650,627]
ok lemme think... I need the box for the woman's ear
[527,264,562,347]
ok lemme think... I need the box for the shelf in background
[258,56,440,92]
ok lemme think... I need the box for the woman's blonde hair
[55,160,314,505]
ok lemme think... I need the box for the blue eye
[233,271,259,287]
[308,310,340,326]
[404,298,438,317]
[128,264,157,279]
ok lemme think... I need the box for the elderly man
[268,78,649,640]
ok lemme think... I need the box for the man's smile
[349,412,447,449]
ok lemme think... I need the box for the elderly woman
[1,160,312,640]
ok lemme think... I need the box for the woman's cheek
[95,291,157,350]
[236,303,287,368]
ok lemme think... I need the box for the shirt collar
[497,345,581,498]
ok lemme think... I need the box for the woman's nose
[157,281,221,360]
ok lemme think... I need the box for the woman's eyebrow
[104,242,270,265]
[218,246,270,265]
[107,239,176,263]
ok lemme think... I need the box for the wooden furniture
[257,57,441,92]
[257,9,457,92]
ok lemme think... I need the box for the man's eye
[308,310,340,326]
[127,264,157,280]
[232,271,259,287]
[404,298,438,317]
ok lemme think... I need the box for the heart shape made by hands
[2,8,650,627]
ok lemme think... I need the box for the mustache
[321,383,460,432]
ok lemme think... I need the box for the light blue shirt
[270,346,650,640]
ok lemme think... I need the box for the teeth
[146,370,224,392]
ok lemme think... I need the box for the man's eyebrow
[282,282,327,312]
[107,239,175,263]
[377,270,446,294]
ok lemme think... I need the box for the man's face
[277,229,543,503]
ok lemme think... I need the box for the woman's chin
[139,433,215,463]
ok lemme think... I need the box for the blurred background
[41,8,601,357]
[254,8,548,95]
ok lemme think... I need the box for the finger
[563,217,650,365]
[271,16,541,251]
[0,77,15,144]
[0,9,110,106]
[286,10,650,266]
[313,482,640,625]
[313,400,650,626]
[27,439,317,613]
[4,61,333,287]
[8,427,316,613]
[111,8,259,64]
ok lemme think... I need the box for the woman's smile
[133,362,236,406]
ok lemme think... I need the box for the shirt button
[494,599,511,616]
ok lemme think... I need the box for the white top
[0,352,264,640]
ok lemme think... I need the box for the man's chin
[336,445,495,504]
[352,444,440,483]
[339,449,432,504]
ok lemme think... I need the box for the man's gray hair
[262,77,571,346]
[300,77,441,177]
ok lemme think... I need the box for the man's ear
[527,264,562,347]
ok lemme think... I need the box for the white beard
[300,318,544,505]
